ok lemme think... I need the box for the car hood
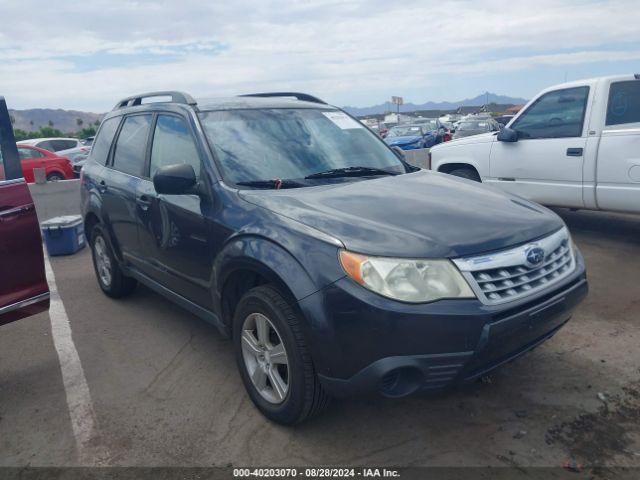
[453,130,487,139]
[384,135,423,146]
[435,132,496,149]
[239,170,563,258]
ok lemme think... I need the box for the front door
[488,86,591,208]
[595,78,640,212]
[136,113,214,308]
[0,96,49,326]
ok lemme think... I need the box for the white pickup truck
[430,74,640,214]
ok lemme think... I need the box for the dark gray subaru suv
[81,91,588,424]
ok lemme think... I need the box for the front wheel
[233,285,330,425]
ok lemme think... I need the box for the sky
[1,0,639,112]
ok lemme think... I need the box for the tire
[89,224,137,298]
[448,167,481,182]
[233,285,331,425]
[47,172,65,182]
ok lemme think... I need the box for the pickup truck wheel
[90,225,137,298]
[233,285,331,425]
[449,167,481,182]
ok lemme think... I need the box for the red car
[15,144,75,182]
[0,96,50,326]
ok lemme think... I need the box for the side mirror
[497,127,518,142]
[391,146,405,159]
[153,163,197,195]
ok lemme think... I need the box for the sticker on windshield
[322,111,363,130]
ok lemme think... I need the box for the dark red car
[0,96,50,326]
[15,144,75,182]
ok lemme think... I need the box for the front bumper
[299,251,587,398]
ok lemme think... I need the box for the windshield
[198,109,405,185]
[458,121,490,131]
[387,125,423,137]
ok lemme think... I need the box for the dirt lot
[0,208,639,471]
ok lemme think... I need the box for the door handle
[0,205,33,223]
[136,195,152,211]
[566,148,583,157]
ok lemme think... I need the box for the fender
[430,136,494,178]
[212,234,319,312]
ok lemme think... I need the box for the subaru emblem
[525,246,545,267]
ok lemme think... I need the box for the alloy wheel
[94,235,113,287]
[241,312,289,404]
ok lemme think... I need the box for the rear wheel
[233,285,330,425]
[90,224,137,298]
[448,167,481,182]
[46,172,65,182]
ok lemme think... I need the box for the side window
[606,81,640,126]
[511,86,589,139]
[111,115,152,176]
[37,140,54,152]
[149,115,201,179]
[18,148,43,160]
[49,139,76,151]
[90,117,120,165]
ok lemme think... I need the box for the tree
[39,126,63,138]
[9,115,15,125]
[48,120,54,127]
[29,120,34,128]
[13,129,30,142]
[94,120,100,127]
[76,118,84,127]
[78,126,97,139]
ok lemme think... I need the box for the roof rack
[239,92,327,105]
[112,91,197,111]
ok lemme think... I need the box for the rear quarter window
[89,117,121,165]
[606,80,640,126]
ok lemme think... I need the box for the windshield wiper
[236,179,306,190]
[305,166,399,180]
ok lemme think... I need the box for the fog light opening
[379,368,424,398]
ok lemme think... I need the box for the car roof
[19,137,78,144]
[16,143,53,153]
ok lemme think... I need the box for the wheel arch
[437,162,482,180]
[214,235,319,334]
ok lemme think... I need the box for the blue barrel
[41,215,86,256]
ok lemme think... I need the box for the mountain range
[8,109,104,133]
[342,92,528,117]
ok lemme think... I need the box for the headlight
[339,250,475,303]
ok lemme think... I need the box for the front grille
[453,228,575,305]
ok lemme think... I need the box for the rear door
[17,146,45,183]
[595,78,640,212]
[488,86,591,208]
[101,114,152,268]
[0,97,49,326]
